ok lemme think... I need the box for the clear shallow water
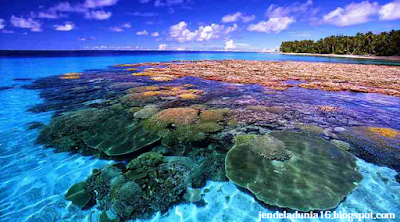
[0,51,399,222]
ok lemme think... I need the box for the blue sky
[0,0,399,51]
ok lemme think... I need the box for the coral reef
[82,116,161,156]
[37,108,160,156]
[60,73,82,80]
[142,107,230,147]
[126,60,400,97]
[225,132,363,212]
[81,152,216,220]
[367,127,399,138]
[234,134,291,161]
[37,108,114,152]
[65,181,93,208]
[338,126,400,170]
[121,85,204,106]
[133,107,160,119]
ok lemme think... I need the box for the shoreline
[281,53,400,62]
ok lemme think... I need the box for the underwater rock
[338,126,400,170]
[65,181,93,208]
[225,132,363,212]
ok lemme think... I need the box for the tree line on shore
[280,30,400,56]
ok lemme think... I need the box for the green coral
[83,116,161,156]
[226,132,363,212]
[142,107,230,147]
[198,122,224,133]
[233,134,257,146]
[65,181,93,208]
[242,134,292,161]
[37,108,113,152]
[80,153,205,220]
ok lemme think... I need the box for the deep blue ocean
[0,51,399,222]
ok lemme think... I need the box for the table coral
[226,132,363,212]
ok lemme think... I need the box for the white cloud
[0,19,5,30]
[54,21,75,31]
[84,10,112,20]
[248,17,295,33]
[79,36,96,40]
[121,22,131,28]
[169,21,233,43]
[48,2,87,13]
[2,30,15,34]
[322,1,379,26]
[137,30,149,35]
[169,21,197,42]
[158,43,168,50]
[109,26,123,32]
[10,16,42,32]
[225,39,235,50]
[31,11,68,19]
[109,23,131,32]
[128,11,158,17]
[221,12,256,23]
[379,1,400,20]
[31,0,118,21]
[83,0,119,8]
[176,46,185,51]
[151,32,159,37]
[266,0,314,18]
[225,23,238,34]
[154,0,191,7]
[197,24,225,41]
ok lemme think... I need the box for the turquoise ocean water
[0,51,399,222]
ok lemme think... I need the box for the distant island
[280,30,400,56]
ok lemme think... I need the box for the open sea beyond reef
[0,51,400,222]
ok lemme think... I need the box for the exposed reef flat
[133,60,400,97]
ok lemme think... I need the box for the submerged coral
[81,153,213,220]
[37,108,114,152]
[235,134,291,161]
[367,127,399,138]
[65,181,93,208]
[60,73,82,80]
[37,108,160,156]
[142,107,230,147]
[82,116,161,156]
[226,132,363,212]
[338,126,400,170]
